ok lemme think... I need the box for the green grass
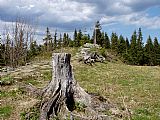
[0,106,12,118]
[1,47,160,119]
[0,90,17,98]
[0,76,14,85]
[24,79,40,85]
[75,102,87,112]
[73,62,160,119]
[33,47,78,62]
[0,88,25,99]
[42,71,52,81]
[20,106,40,120]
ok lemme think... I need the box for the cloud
[123,0,160,11]
[100,12,160,29]
[0,0,96,30]
[0,0,160,33]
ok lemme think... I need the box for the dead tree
[40,53,91,120]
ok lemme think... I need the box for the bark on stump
[40,53,91,120]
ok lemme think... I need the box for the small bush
[99,48,107,58]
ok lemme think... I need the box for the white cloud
[0,0,160,32]
[100,12,160,29]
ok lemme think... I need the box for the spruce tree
[58,33,62,49]
[125,37,130,52]
[73,29,78,47]
[137,28,144,65]
[144,36,154,65]
[53,31,57,49]
[69,38,74,47]
[43,27,53,51]
[129,30,138,65]
[118,35,126,55]
[153,37,160,65]
[77,30,82,47]
[111,32,118,52]
[101,32,105,47]
[0,35,5,66]
[63,33,67,47]
[105,32,110,49]
[122,37,130,63]
[81,34,90,46]
[66,34,69,47]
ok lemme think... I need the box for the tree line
[1,21,160,67]
[42,27,160,66]
[108,28,160,66]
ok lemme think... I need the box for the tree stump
[40,53,91,120]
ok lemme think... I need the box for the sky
[0,0,160,44]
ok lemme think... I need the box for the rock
[83,43,100,49]
[77,43,106,65]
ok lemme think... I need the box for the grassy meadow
[0,48,160,119]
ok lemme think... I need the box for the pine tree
[118,35,126,55]
[125,37,130,52]
[27,41,39,61]
[144,36,154,65]
[129,30,138,65]
[81,35,88,46]
[63,33,67,47]
[111,32,118,52]
[0,35,5,66]
[69,38,74,47]
[67,34,70,47]
[101,32,105,47]
[95,29,101,45]
[122,37,130,63]
[77,30,82,47]
[137,28,144,65]
[153,37,160,65]
[73,29,78,47]
[104,32,110,49]
[58,33,62,49]
[53,30,57,49]
[43,27,53,51]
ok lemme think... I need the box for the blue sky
[0,0,160,44]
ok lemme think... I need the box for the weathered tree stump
[21,53,114,119]
[40,53,91,120]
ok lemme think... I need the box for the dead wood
[21,53,113,120]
